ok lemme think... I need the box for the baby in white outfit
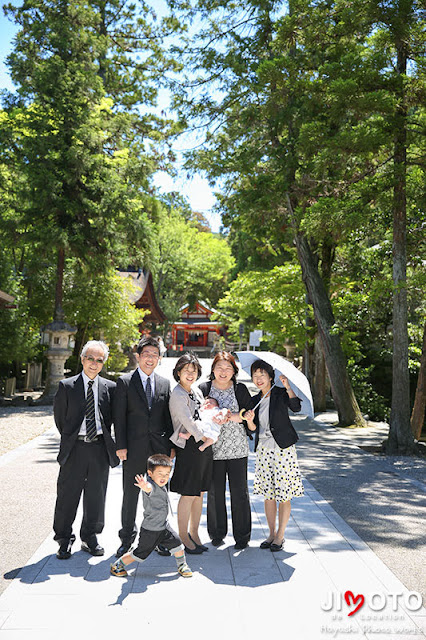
[179,397,229,451]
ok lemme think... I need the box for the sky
[0,7,222,233]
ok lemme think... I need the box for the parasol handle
[239,383,277,421]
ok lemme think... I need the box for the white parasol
[236,350,314,418]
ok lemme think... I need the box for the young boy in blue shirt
[110,454,192,578]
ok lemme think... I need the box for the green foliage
[150,206,235,324]
[214,263,309,353]
[0,247,54,376]
[0,0,183,377]
[347,362,390,422]
[166,0,425,430]
[63,262,147,348]
[0,295,42,375]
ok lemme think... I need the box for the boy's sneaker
[110,561,128,577]
[177,562,193,578]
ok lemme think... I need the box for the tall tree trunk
[411,321,426,441]
[313,237,335,412]
[292,224,365,426]
[314,333,327,412]
[54,247,65,322]
[386,32,415,453]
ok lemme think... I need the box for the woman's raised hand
[279,374,290,390]
[279,374,296,397]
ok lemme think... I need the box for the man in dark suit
[114,335,173,557]
[53,340,118,559]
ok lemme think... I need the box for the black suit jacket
[113,370,173,461]
[54,373,119,467]
[249,386,301,451]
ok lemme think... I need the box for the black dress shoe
[155,544,171,556]
[234,541,248,550]
[81,541,105,556]
[211,538,225,547]
[56,536,75,560]
[56,543,72,560]
[270,542,284,552]
[116,543,131,558]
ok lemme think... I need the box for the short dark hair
[206,396,219,405]
[209,351,239,383]
[173,352,202,382]
[147,454,173,471]
[250,359,275,382]
[137,335,160,355]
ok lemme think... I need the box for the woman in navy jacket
[244,359,304,552]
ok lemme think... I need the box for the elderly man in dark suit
[114,335,173,557]
[53,340,118,559]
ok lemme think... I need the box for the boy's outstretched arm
[134,474,152,493]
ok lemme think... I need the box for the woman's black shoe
[188,533,208,552]
[184,545,203,555]
[260,540,272,549]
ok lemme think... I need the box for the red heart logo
[344,590,365,616]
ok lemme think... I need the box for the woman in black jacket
[244,359,304,552]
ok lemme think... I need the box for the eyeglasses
[139,352,160,359]
[84,356,104,364]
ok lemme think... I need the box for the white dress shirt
[79,372,102,436]
[138,368,155,398]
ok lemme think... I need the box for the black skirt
[170,436,213,496]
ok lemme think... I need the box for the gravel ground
[314,413,426,486]
[0,405,55,456]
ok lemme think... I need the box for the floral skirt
[253,443,304,502]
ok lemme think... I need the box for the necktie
[145,376,152,409]
[85,380,97,440]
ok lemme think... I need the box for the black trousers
[119,456,148,544]
[207,457,251,544]
[53,439,109,544]
[131,525,182,561]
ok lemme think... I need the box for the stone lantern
[38,312,77,404]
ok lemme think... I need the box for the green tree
[168,0,371,425]
[214,263,308,353]
[151,206,235,325]
[63,263,147,371]
[3,0,157,320]
[167,0,425,439]
[0,0,180,386]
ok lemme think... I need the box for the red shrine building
[119,268,166,328]
[171,301,223,353]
